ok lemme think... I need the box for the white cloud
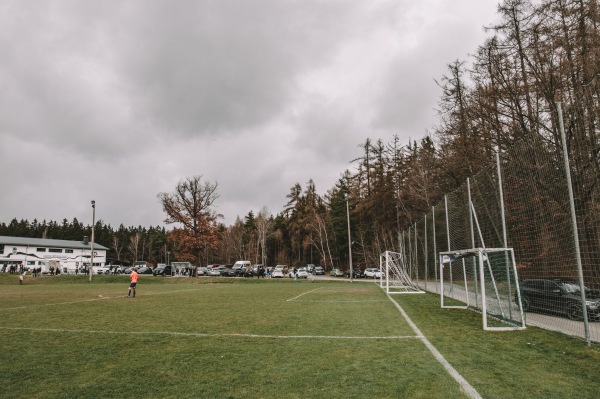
[0,0,499,227]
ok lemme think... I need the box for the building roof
[0,236,109,251]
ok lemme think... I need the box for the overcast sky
[0,0,499,229]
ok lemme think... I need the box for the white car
[363,268,382,278]
[94,266,110,275]
[271,269,284,278]
[297,269,308,278]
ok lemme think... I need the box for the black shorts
[129,282,137,288]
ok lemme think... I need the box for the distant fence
[398,110,600,345]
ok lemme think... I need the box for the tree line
[2,0,598,270]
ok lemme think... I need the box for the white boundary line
[287,286,386,303]
[0,326,420,340]
[387,294,483,399]
[0,287,207,311]
[287,287,323,301]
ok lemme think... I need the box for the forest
[1,0,598,271]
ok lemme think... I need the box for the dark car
[137,266,153,275]
[516,278,600,321]
[344,269,363,278]
[240,268,254,278]
[220,268,237,277]
[153,265,174,277]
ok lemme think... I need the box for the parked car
[345,269,363,278]
[153,265,174,277]
[364,268,382,278]
[271,269,284,278]
[313,266,325,275]
[207,267,222,277]
[516,278,600,321]
[274,265,289,274]
[306,264,316,273]
[330,268,344,277]
[296,268,309,278]
[197,267,208,276]
[240,268,255,278]
[288,268,308,278]
[94,266,110,275]
[252,264,264,273]
[137,266,153,275]
[220,268,237,277]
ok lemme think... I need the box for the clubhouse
[0,236,108,274]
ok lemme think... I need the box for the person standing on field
[128,269,139,298]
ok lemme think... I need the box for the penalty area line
[287,287,324,301]
[0,326,421,340]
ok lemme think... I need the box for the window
[37,248,46,252]
[65,249,73,254]
[49,248,62,253]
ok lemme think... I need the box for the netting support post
[424,214,428,291]
[432,205,438,294]
[467,178,479,309]
[496,147,514,321]
[414,222,418,285]
[557,101,590,345]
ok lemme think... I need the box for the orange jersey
[130,271,139,283]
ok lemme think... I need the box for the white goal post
[439,247,526,331]
[379,251,425,294]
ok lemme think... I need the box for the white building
[0,236,108,274]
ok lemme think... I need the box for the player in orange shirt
[128,268,140,298]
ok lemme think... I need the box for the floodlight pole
[89,200,95,282]
[345,193,353,282]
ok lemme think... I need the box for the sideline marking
[0,326,420,340]
[387,294,483,399]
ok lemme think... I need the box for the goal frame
[439,247,526,331]
[379,250,425,295]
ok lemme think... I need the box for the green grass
[0,274,598,398]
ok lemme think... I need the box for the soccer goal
[379,251,425,294]
[439,247,525,331]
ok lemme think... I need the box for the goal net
[439,247,525,331]
[379,251,425,294]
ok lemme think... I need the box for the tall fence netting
[400,133,599,343]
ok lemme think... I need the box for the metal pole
[467,178,479,308]
[444,195,452,296]
[557,101,590,345]
[444,195,451,252]
[90,200,95,282]
[345,193,353,282]
[496,146,513,320]
[424,214,428,290]
[414,222,418,284]
[432,206,438,294]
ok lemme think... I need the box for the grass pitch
[0,274,599,398]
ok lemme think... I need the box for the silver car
[363,268,382,278]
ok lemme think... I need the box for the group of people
[2,263,24,274]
